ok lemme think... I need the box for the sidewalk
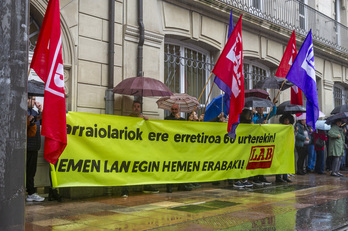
[26,172,348,230]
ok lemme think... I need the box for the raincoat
[328,124,345,157]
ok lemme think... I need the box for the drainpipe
[105,0,115,196]
[105,0,115,115]
[136,0,144,108]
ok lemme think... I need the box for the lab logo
[45,37,65,98]
[246,145,275,170]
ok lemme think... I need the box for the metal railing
[214,0,348,54]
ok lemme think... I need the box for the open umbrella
[245,89,269,99]
[203,94,229,121]
[28,79,45,96]
[254,76,293,90]
[244,97,274,108]
[113,76,173,97]
[325,112,348,125]
[330,104,348,115]
[315,120,331,131]
[156,93,200,113]
[276,101,306,115]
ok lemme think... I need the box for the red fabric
[212,15,244,134]
[30,0,67,164]
[275,31,303,106]
[313,130,327,151]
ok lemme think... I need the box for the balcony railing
[214,0,348,54]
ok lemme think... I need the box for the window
[334,86,344,107]
[299,0,306,30]
[164,41,214,114]
[243,61,269,90]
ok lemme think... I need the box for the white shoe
[26,193,45,202]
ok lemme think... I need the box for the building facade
[29,0,348,196]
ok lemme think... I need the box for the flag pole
[265,78,287,121]
[221,91,224,114]
[191,72,213,116]
[203,82,215,115]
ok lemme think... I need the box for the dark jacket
[165,114,185,120]
[295,122,308,147]
[27,108,41,152]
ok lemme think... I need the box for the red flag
[212,15,244,138]
[275,31,303,105]
[30,0,67,164]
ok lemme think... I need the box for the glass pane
[252,66,267,89]
[185,48,206,105]
[334,86,343,107]
[164,44,181,94]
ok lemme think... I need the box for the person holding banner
[252,106,277,124]
[251,106,276,186]
[165,104,192,192]
[275,114,294,183]
[233,108,254,188]
[120,101,158,197]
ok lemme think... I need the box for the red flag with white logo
[30,0,67,164]
[212,15,244,138]
[275,31,303,105]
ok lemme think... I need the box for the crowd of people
[26,97,348,200]
[295,117,347,177]
[126,101,348,195]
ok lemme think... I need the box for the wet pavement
[25,172,348,230]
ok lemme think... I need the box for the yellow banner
[51,112,295,187]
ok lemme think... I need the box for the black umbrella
[276,101,306,115]
[28,79,45,96]
[244,97,274,108]
[325,112,348,125]
[254,77,293,90]
[330,104,348,115]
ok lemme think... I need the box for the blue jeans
[307,144,316,170]
[315,150,325,173]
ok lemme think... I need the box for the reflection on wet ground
[26,172,348,230]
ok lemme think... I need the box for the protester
[233,108,253,188]
[313,129,327,174]
[251,106,276,186]
[275,113,294,183]
[295,119,310,175]
[306,125,316,173]
[165,104,191,192]
[186,111,201,189]
[328,119,345,177]
[252,106,277,124]
[121,101,158,197]
[26,96,45,202]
